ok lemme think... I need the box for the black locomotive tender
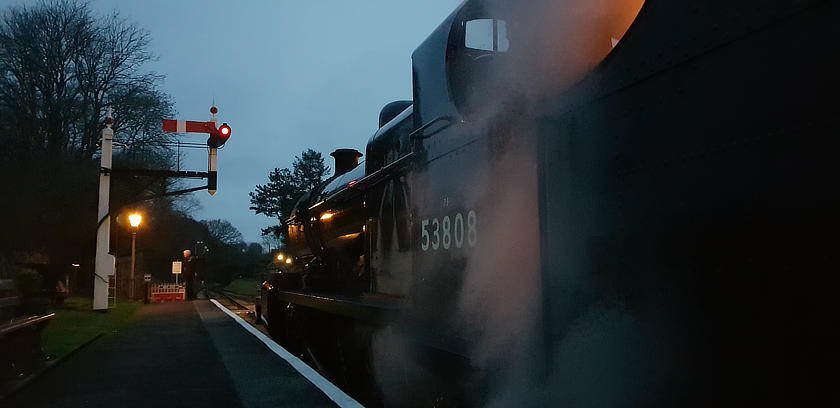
[259,0,839,406]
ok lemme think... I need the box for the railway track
[203,286,275,347]
[204,286,257,320]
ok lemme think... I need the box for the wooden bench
[0,280,55,381]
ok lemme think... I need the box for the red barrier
[150,284,185,302]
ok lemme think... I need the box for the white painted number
[431,218,440,250]
[421,219,429,251]
[454,213,464,248]
[421,211,477,252]
[442,216,451,249]
[467,210,477,247]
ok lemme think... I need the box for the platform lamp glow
[128,213,142,300]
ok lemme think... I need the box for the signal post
[93,105,232,311]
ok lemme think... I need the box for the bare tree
[0,0,174,161]
[0,0,93,158]
[0,0,179,263]
[201,219,245,246]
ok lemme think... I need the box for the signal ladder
[108,274,117,307]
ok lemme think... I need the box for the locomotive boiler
[260,0,840,406]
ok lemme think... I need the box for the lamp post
[128,213,142,299]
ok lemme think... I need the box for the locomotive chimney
[330,149,363,177]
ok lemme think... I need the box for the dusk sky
[14,0,464,244]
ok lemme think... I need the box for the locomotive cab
[446,5,512,119]
[412,0,648,126]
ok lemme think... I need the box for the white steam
[370,0,650,405]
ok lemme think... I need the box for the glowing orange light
[320,212,334,221]
[276,254,284,261]
[347,180,358,188]
[285,258,292,264]
[338,232,361,240]
[128,213,142,228]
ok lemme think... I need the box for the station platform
[3,300,362,408]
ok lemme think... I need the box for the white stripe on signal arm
[177,120,186,133]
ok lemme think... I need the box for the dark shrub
[13,268,42,298]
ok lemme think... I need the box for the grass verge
[42,297,144,360]
[224,277,261,299]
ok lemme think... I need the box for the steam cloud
[371,0,649,405]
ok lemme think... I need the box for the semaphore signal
[93,104,232,310]
[161,104,232,194]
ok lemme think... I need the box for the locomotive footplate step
[2,301,353,408]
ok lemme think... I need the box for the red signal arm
[162,120,217,134]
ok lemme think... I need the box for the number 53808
[420,210,477,251]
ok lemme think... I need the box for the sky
[10,0,464,243]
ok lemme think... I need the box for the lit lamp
[275,253,292,272]
[128,213,142,299]
[129,213,142,228]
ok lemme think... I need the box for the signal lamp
[207,122,232,148]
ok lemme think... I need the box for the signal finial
[105,107,114,128]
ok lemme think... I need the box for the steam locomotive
[259,0,839,406]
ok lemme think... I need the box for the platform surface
[3,300,341,408]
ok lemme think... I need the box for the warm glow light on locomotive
[285,258,292,264]
[522,0,647,91]
[320,212,334,220]
[276,254,284,261]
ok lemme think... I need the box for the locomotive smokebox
[330,148,363,176]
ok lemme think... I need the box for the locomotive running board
[275,291,401,324]
[275,291,473,358]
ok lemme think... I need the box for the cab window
[465,19,509,52]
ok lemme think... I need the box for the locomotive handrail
[346,152,415,191]
[309,152,416,213]
[408,115,453,140]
